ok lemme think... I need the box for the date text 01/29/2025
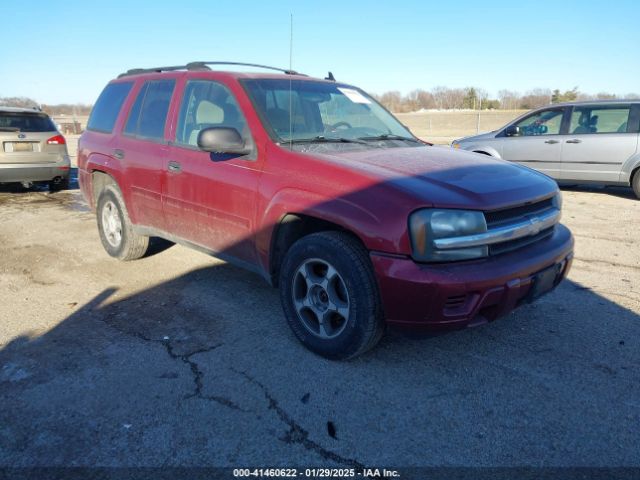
[232,467,401,478]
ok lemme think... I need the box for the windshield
[0,112,56,132]
[241,79,417,146]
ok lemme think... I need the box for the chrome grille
[430,195,561,259]
[484,197,555,228]
[488,227,554,256]
[484,196,557,256]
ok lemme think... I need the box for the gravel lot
[0,177,638,471]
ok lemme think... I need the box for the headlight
[409,209,488,262]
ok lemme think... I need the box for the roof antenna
[288,13,293,150]
[325,72,335,81]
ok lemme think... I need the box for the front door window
[175,80,249,147]
[513,109,564,136]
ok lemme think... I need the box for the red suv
[78,62,574,359]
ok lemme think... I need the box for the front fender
[255,187,406,273]
[464,145,502,158]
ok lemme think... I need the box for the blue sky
[2,0,638,104]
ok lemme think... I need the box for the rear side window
[569,105,631,134]
[124,80,175,141]
[87,82,133,133]
[0,112,56,132]
[629,104,640,133]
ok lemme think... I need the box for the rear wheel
[96,185,149,261]
[632,170,640,199]
[279,231,385,360]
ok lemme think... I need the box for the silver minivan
[452,100,640,198]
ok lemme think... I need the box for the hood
[453,130,499,144]
[305,145,557,210]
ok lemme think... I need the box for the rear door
[0,112,64,164]
[561,104,639,182]
[115,79,176,230]
[164,78,261,265]
[501,107,567,179]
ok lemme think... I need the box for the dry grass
[397,110,527,144]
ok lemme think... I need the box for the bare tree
[378,91,403,112]
[375,86,636,113]
[520,88,552,109]
[498,89,520,110]
[0,96,39,109]
[431,86,449,110]
[406,89,435,110]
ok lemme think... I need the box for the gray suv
[452,100,640,198]
[0,107,71,191]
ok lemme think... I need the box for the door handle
[113,149,125,160]
[566,139,582,144]
[167,161,182,173]
[544,140,559,144]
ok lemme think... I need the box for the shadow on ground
[1,164,638,468]
[559,183,636,200]
[1,261,638,467]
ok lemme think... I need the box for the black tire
[96,185,149,261]
[632,170,640,199]
[279,231,385,360]
[49,176,69,192]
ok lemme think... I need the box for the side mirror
[505,125,520,137]
[197,127,251,155]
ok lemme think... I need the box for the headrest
[196,100,223,124]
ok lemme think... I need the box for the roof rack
[117,61,305,78]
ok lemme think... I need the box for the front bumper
[371,224,574,330]
[0,156,71,183]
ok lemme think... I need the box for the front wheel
[96,185,149,261]
[279,231,385,360]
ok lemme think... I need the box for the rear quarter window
[87,82,134,133]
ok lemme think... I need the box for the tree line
[373,87,640,112]
[3,87,639,116]
[0,96,92,116]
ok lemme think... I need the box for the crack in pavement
[98,311,245,412]
[234,368,365,469]
[98,309,365,465]
[163,340,246,411]
[574,257,640,271]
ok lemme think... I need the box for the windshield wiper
[286,136,370,146]
[0,127,20,132]
[357,134,420,143]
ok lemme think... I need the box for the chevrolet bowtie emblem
[529,216,541,235]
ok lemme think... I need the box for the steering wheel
[327,121,352,131]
